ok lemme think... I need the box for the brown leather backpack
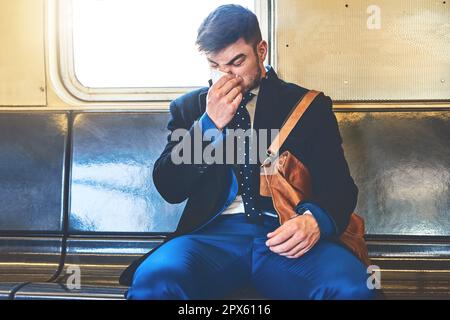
[260,90,371,266]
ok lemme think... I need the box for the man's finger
[213,73,234,90]
[288,242,314,259]
[225,86,242,104]
[280,238,308,257]
[287,237,318,258]
[230,92,243,111]
[267,224,284,238]
[269,234,304,254]
[219,77,242,96]
[266,226,295,247]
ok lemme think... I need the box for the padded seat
[0,113,68,284]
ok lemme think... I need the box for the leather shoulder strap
[267,90,321,156]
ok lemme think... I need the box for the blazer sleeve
[301,94,358,235]
[152,100,224,204]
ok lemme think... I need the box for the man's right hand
[206,74,243,130]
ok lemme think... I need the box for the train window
[58,0,258,102]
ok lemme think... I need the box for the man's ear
[257,40,268,62]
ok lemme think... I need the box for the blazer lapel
[198,90,208,115]
[254,68,289,132]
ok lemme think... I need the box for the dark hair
[196,4,262,54]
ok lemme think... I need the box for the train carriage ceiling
[276,0,450,101]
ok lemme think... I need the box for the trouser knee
[324,278,376,300]
[127,269,189,300]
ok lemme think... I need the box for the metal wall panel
[338,111,450,235]
[70,113,184,233]
[0,0,46,106]
[0,113,68,232]
[276,0,450,101]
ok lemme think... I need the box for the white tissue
[211,70,229,85]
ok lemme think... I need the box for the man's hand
[206,74,243,130]
[265,214,321,258]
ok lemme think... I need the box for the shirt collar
[250,86,260,97]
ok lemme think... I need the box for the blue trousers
[127,213,375,300]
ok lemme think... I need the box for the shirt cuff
[295,202,337,239]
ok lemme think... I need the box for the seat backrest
[62,112,185,286]
[338,111,450,238]
[0,112,68,282]
[69,112,185,234]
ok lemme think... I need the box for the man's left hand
[265,214,321,258]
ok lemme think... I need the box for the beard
[243,51,263,92]
[247,66,262,91]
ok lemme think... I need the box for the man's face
[206,37,267,92]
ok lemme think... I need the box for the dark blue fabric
[127,214,375,300]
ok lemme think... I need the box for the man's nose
[219,67,233,75]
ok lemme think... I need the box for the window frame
[57,0,271,103]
